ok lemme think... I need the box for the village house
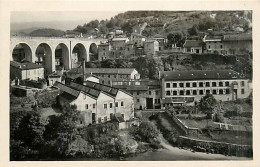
[66,68,140,86]
[130,33,146,47]
[98,43,112,61]
[223,33,252,55]
[82,80,134,121]
[159,70,251,107]
[10,61,44,82]
[150,34,168,51]
[183,40,203,54]
[112,79,161,110]
[144,40,159,56]
[54,81,134,126]
[110,37,130,59]
[47,72,63,86]
[124,42,136,58]
[203,35,224,54]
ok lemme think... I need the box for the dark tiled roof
[10,61,43,70]
[183,40,202,48]
[151,34,166,39]
[223,33,252,41]
[160,70,245,81]
[84,81,118,97]
[53,82,80,97]
[59,92,78,103]
[69,82,100,98]
[68,68,137,75]
[85,68,136,75]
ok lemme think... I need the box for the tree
[56,105,81,156]
[198,94,217,127]
[167,32,183,47]
[188,24,199,36]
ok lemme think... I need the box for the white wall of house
[96,92,115,123]
[115,90,134,121]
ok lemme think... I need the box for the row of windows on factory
[165,81,245,88]
[97,74,130,79]
[166,88,245,96]
[25,69,41,76]
[135,90,160,96]
[84,101,124,110]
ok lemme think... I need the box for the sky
[11,11,122,31]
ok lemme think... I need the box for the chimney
[83,59,86,81]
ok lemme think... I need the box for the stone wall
[177,136,253,157]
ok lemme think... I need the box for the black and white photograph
[1,0,260,165]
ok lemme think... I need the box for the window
[137,99,140,102]
[213,89,217,95]
[158,99,161,104]
[166,91,171,95]
[179,83,184,87]
[110,103,113,108]
[173,91,177,95]
[220,45,223,49]
[206,82,210,87]
[225,82,230,86]
[199,90,204,95]
[192,82,197,87]
[149,91,151,95]
[156,91,159,95]
[108,81,111,85]
[114,75,116,78]
[219,82,223,87]
[186,90,190,95]
[199,82,203,87]
[121,101,124,107]
[85,104,88,109]
[186,83,190,87]
[173,83,177,87]
[155,99,158,103]
[226,89,230,94]
[166,83,170,88]
[241,89,245,94]
[115,102,118,107]
[108,75,110,78]
[193,90,197,95]
[208,45,211,49]
[180,90,184,95]
[104,104,107,109]
[241,81,245,87]
[219,89,223,94]
[93,104,96,109]
[206,90,210,94]
[102,80,105,84]
[212,82,216,87]
[137,91,139,95]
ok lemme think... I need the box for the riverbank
[126,137,252,161]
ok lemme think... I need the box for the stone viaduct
[10,36,107,73]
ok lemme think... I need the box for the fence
[177,136,253,157]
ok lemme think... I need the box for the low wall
[118,120,140,130]
[177,136,253,157]
[166,110,199,136]
[20,79,47,89]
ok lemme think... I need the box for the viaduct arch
[10,37,106,74]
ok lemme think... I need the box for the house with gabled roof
[183,40,203,54]
[83,80,134,121]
